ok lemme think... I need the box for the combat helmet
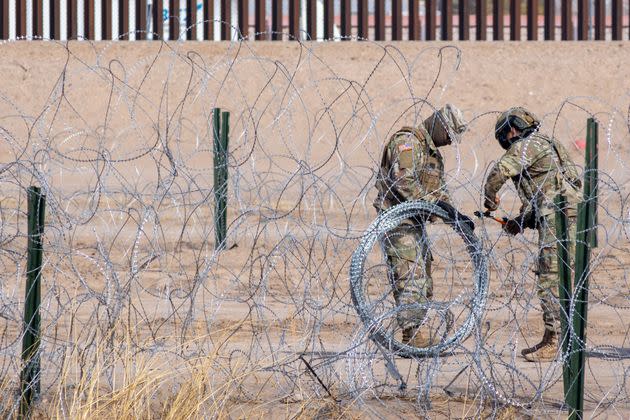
[495,107,540,150]
[424,104,468,147]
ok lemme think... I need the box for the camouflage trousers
[382,220,433,330]
[537,214,576,335]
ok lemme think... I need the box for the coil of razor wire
[349,200,489,358]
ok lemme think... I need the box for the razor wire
[349,200,488,359]
[0,31,629,417]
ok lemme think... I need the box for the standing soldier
[483,107,582,362]
[374,104,468,348]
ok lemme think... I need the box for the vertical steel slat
[358,0,368,40]
[289,0,299,40]
[577,0,588,40]
[84,0,95,39]
[221,0,231,40]
[561,0,572,40]
[136,0,146,40]
[203,0,212,40]
[51,0,61,39]
[527,0,537,40]
[510,0,521,40]
[459,0,470,40]
[153,0,163,39]
[33,0,43,38]
[441,0,452,40]
[426,0,436,40]
[237,0,248,40]
[255,0,266,40]
[102,0,112,39]
[187,0,198,40]
[594,0,605,40]
[544,0,554,40]
[375,0,385,40]
[409,0,420,40]
[493,0,504,40]
[119,0,128,40]
[323,0,333,39]
[272,0,282,40]
[169,0,179,40]
[611,0,622,40]
[1,0,8,39]
[341,0,351,40]
[307,0,317,39]
[476,0,487,40]
[17,0,26,38]
[68,0,77,39]
[392,0,402,40]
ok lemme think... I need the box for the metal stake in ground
[20,186,46,418]
[213,108,230,251]
[565,117,598,420]
[555,192,572,400]
[588,117,598,248]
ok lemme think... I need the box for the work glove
[484,195,500,212]
[503,212,536,236]
[503,219,523,236]
[436,201,475,232]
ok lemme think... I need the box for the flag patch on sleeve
[398,143,413,152]
[397,143,414,168]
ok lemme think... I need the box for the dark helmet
[495,107,540,150]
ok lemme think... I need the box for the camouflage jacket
[484,132,581,218]
[374,126,451,211]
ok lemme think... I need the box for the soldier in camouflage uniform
[483,107,582,362]
[374,104,468,348]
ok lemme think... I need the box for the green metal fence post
[587,118,598,248]
[555,192,573,401]
[219,111,230,249]
[20,186,46,417]
[566,118,598,420]
[568,200,591,419]
[212,108,229,251]
[213,107,222,250]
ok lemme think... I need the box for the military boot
[402,326,433,348]
[522,330,559,362]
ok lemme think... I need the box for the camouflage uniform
[484,130,581,335]
[373,125,451,330]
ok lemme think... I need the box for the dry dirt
[0,40,629,418]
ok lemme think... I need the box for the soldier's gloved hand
[435,201,475,232]
[503,219,523,236]
[453,213,475,231]
[520,212,538,230]
[484,195,500,211]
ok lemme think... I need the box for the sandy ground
[0,40,629,417]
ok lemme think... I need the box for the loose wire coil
[349,200,489,358]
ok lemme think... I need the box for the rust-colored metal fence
[0,1,628,41]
